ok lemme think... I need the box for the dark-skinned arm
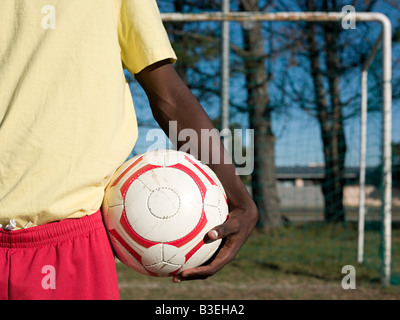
[134,59,258,282]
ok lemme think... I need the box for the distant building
[273,166,399,220]
[275,166,376,187]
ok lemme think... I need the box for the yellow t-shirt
[0,0,177,229]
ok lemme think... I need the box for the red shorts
[0,210,120,300]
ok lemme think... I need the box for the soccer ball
[102,149,229,277]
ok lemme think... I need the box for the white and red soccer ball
[102,149,229,277]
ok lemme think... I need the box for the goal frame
[160,11,393,286]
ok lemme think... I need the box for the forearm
[135,60,257,281]
[136,61,254,211]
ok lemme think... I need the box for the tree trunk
[305,0,346,222]
[322,15,346,222]
[241,0,281,229]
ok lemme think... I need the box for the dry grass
[116,222,400,300]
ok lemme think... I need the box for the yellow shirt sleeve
[114,0,177,75]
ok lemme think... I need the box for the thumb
[208,229,221,241]
[207,208,243,241]
[207,218,233,241]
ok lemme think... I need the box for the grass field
[116,222,400,300]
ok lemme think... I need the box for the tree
[302,0,347,222]
[238,0,282,228]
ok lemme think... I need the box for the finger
[173,236,239,282]
[173,264,220,282]
[207,213,241,241]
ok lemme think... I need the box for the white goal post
[160,11,393,286]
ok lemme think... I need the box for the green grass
[116,222,400,300]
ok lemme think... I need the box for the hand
[172,200,258,282]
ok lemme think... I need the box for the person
[0,0,258,300]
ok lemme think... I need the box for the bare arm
[135,59,258,282]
